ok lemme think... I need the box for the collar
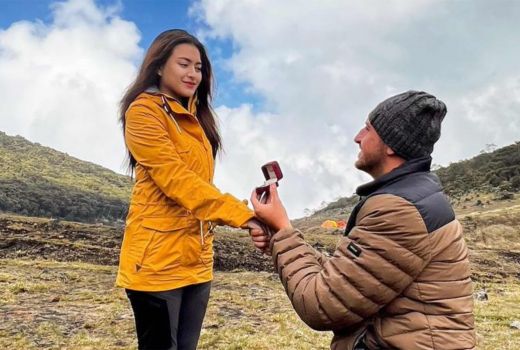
[144,86,198,115]
[356,156,432,197]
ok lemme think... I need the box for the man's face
[354,121,387,177]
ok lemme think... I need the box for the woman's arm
[125,102,254,227]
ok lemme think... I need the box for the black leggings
[126,282,211,350]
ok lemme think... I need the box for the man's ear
[385,145,396,156]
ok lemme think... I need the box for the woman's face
[159,43,202,100]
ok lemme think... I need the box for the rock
[474,289,488,301]
[496,191,514,200]
[511,321,520,329]
[204,323,219,329]
[48,218,61,229]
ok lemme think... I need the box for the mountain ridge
[1,130,519,224]
[0,131,132,222]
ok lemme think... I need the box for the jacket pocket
[139,216,192,272]
[141,216,191,231]
[200,228,215,266]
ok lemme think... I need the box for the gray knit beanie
[368,90,447,160]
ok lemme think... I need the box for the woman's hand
[246,218,271,254]
[250,184,292,232]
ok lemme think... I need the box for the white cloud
[2,0,519,219]
[195,0,520,217]
[0,0,141,172]
[213,104,364,217]
[449,77,520,151]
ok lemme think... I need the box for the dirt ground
[1,200,520,349]
[0,215,274,272]
[1,203,519,283]
[1,259,519,350]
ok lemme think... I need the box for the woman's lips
[184,82,196,89]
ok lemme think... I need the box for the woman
[116,29,260,350]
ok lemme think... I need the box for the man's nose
[354,131,362,144]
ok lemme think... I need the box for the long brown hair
[120,29,221,173]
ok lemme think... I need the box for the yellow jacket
[116,88,254,291]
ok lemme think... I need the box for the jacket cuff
[270,226,299,248]
[236,208,255,228]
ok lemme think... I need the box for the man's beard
[354,148,386,178]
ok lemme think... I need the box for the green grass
[0,258,519,349]
[474,280,520,348]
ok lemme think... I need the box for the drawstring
[200,220,204,245]
[199,221,216,246]
[161,95,182,133]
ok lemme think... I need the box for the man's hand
[250,184,292,232]
[245,218,271,255]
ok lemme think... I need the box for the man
[250,91,476,349]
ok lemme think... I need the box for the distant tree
[511,176,520,190]
[499,181,512,192]
[480,143,497,154]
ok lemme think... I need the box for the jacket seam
[415,277,472,283]
[424,209,435,348]
[288,268,321,301]
[357,194,431,261]
[322,271,375,321]
[336,241,414,294]
[309,277,334,326]
[355,232,426,271]
[329,257,397,306]
[416,281,436,349]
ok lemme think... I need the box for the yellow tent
[321,220,338,229]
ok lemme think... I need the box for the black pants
[126,282,211,350]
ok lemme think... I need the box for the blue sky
[0,0,262,108]
[1,0,519,216]
[1,0,194,50]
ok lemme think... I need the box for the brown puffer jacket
[271,157,475,349]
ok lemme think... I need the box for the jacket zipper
[353,328,367,349]
[161,94,211,251]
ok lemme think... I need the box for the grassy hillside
[436,142,520,198]
[0,131,132,223]
[1,128,517,225]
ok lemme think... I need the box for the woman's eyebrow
[177,56,202,64]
